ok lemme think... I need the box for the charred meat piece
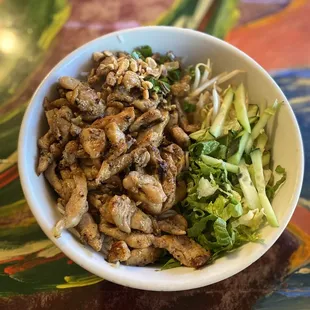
[147,146,168,181]
[132,98,160,112]
[136,110,170,148]
[153,235,210,268]
[175,99,199,133]
[96,147,149,183]
[60,76,105,118]
[170,126,190,149]
[160,153,177,212]
[79,128,106,158]
[129,109,162,133]
[171,75,191,97]
[92,107,135,131]
[125,247,162,266]
[108,241,131,263]
[158,214,188,235]
[90,194,153,234]
[77,212,102,251]
[123,171,167,215]
[99,221,154,248]
[105,122,127,159]
[53,165,88,238]
[162,143,185,174]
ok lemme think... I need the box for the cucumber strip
[247,104,259,118]
[201,155,239,174]
[250,149,279,227]
[238,160,261,210]
[245,99,281,154]
[262,152,270,167]
[249,116,258,124]
[233,83,251,133]
[227,131,250,165]
[256,131,268,153]
[209,88,234,138]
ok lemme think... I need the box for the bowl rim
[18,25,304,291]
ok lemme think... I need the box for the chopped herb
[160,258,182,270]
[183,101,196,112]
[168,69,181,82]
[135,45,153,58]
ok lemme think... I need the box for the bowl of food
[18,26,304,291]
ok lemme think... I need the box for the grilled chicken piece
[43,97,71,110]
[171,75,191,97]
[108,241,131,263]
[45,162,71,201]
[79,128,106,158]
[37,106,74,174]
[53,165,88,238]
[160,153,177,212]
[60,140,89,167]
[123,171,167,215]
[137,110,170,148]
[79,159,100,180]
[90,194,153,234]
[175,179,187,203]
[105,122,127,159]
[37,130,55,174]
[77,212,102,251]
[158,214,188,235]
[92,107,135,131]
[147,146,168,181]
[129,109,162,132]
[162,143,185,174]
[125,247,162,266]
[99,221,154,248]
[96,147,149,183]
[60,76,106,119]
[132,98,160,112]
[153,235,210,268]
[175,99,199,133]
[170,126,190,149]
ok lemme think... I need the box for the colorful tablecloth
[0,1,309,309]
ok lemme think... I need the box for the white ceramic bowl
[18,26,304,291]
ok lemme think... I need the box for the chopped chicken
[153,235,210,268]
[175,99,199,133]
[170,126,190,149]
[175,179,187,203]
[96,147,149,183]
[77,212,102,251]
[125,247,162,266]
[162,143,185,174]
[91,194,153,234]
[158,214,188,235]
[79,128,106,158]
[99,221,154,248]
[53,165,88,238]
[147,145,168,181]
[137,110,170,147]
[60,76,105,119]
[105,122,127,159]
[108,241,131,263]
[132,98,160,112]
[129,109,162,133]
[123,171,167,215]
[160,153,177,212]
[92,107,135,131]
[171,75,191,97]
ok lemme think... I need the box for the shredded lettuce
[181,89,285,260]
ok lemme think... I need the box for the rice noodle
[192,63,211,92]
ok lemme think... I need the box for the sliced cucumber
[233,83,251,133]
[209,88,234,138]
